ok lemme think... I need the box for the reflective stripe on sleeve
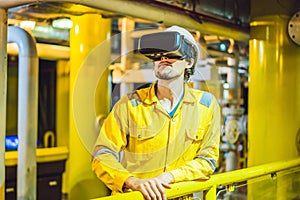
[93,147,121,162]
[197,156,216,171]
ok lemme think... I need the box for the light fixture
[52,18,73,29]
[223,82,230,89]
[19,20,36,30]
[219,43,227,51]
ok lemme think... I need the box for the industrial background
[0,0,300,200]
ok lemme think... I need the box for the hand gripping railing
[92,157,300,200]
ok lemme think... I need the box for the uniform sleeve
[92,97,133,193]
[170,96,221,182]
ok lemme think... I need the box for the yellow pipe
[55,60,70,195]
[248,15,300,166]
[68,14,111,200]
[56,59,70,147]
[43,130,55,148]
[92,157,300,199]
[91,191,144,200]
[248,15,300,200]
[205,185,216,200]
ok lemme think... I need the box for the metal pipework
[8,25,38,200]
[0,0,249,42]
[0,8,7,200]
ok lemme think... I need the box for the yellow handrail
[92,157,300,200]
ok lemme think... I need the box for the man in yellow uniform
[92,25,220,200]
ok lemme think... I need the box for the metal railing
[92,157,300,200]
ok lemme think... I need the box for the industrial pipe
[0,8,7,200]
[8,25,38,200]
[120,18,135,96]
[0,0,249,42]
[7,43,70,60]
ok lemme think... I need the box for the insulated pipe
[232,43,240,100]
[0,0,249,42]
[120,18,135,96]
[0,8,7,200]
[8,26,38,200]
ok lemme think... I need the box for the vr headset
[138,31,197,62]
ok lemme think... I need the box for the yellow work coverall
[92,83,220,194]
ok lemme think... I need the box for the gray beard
[155,71,174,80]
[155,64,180,80]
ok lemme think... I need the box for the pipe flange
[288,11,300,45]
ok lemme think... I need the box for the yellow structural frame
[5,146,69,167]
[92,157,300,200]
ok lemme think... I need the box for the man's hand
[124,172,174,200]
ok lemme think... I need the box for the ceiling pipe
[139,0,247,29]
[7,43,70,60]
[0,0,249,42]
[7,25,38,200]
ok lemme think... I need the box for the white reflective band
[197,156,216,171]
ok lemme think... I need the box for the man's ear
[185,58,194,69]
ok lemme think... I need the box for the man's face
[153,56,187,80]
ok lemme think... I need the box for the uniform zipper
[163,118,172,172]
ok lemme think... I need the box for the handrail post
[205,185,216,200]
[0,7,7,200]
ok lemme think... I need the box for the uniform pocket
[130,128,157,140]
[127,128,158,160]
[182,128,206,161]
[185,128,205,141]
[124,128,166,173]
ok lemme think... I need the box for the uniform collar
[137,81,197,105]
[141,81,158,105]
[182,83,198,104]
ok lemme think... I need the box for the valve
[225,119,240,144]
